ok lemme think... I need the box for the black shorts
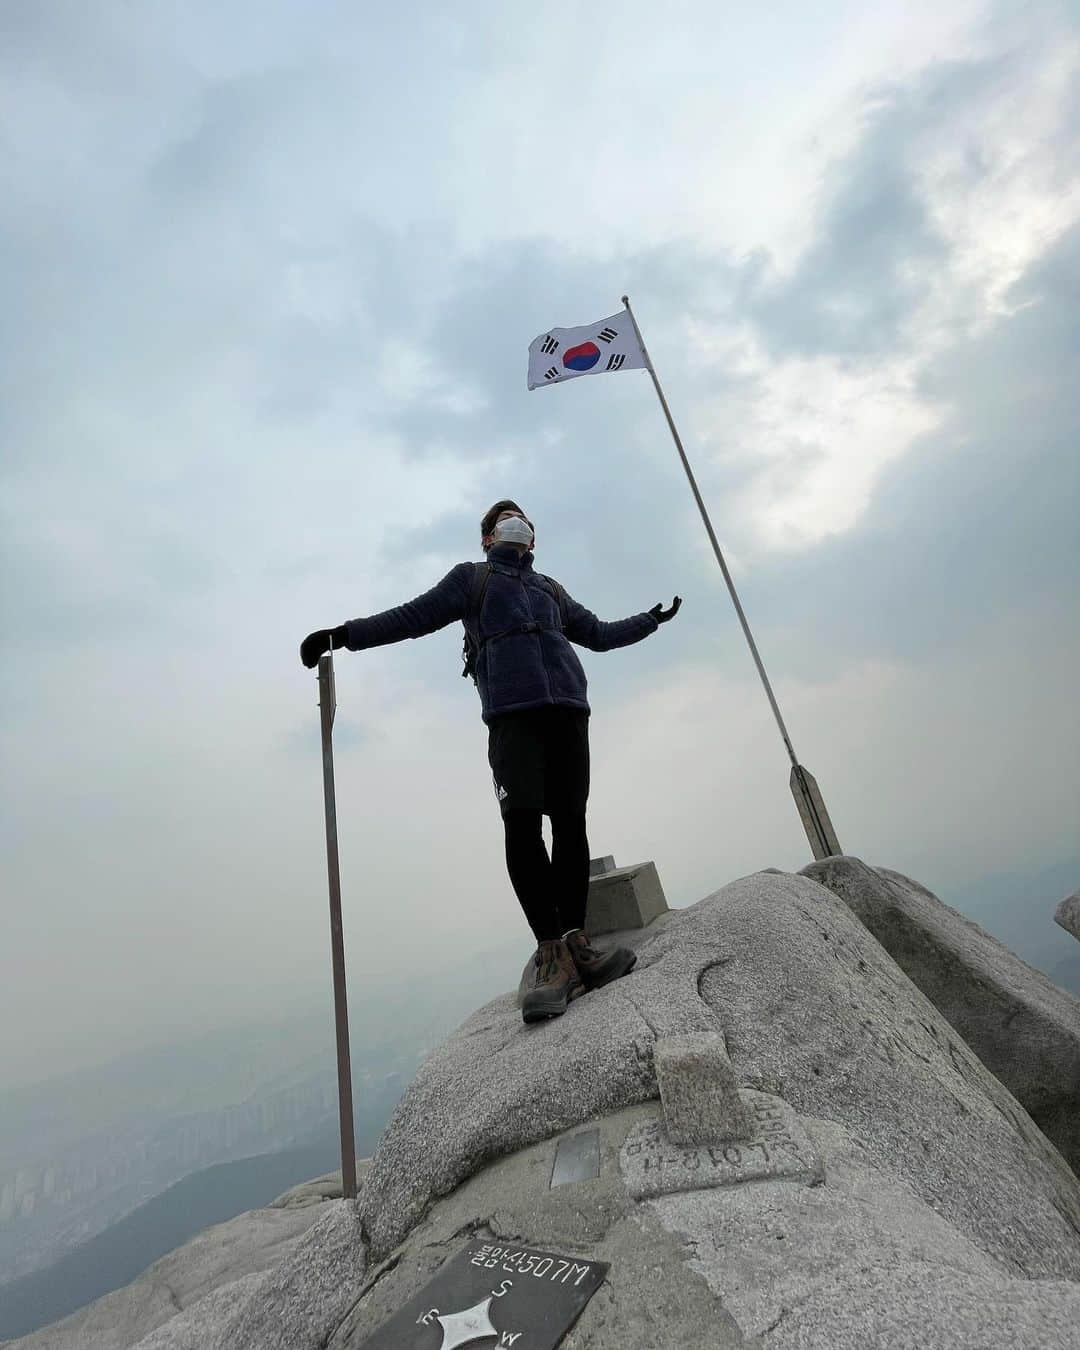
[487,705,590,818]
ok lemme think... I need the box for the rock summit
[12,862,1080,1349]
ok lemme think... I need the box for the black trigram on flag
[527,311,645,389]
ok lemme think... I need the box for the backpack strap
[535,573,568,631]
[468,560,493,619]
[461,561,493,681]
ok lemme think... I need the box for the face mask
[494,515,534,547]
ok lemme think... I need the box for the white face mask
[494,515,534,547]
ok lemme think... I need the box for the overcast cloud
[2,0,1078,1085]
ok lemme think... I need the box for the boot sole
[581,950,637,991]
[522,979,584,1023]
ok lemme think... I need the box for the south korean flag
[527,310,648,390]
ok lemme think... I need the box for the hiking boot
[564,928,637,990]
[521,939,583,1024]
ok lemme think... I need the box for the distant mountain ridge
[0,1131,344,1341]
[943,856,1080,989]
[0,1050,340,1287]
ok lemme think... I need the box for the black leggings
[503,808,590,943]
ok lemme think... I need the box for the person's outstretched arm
[562,590,681,652]
[300,563,474,668]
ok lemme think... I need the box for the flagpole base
[790,764,842,862]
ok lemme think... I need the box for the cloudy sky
[3,0,1078,1085]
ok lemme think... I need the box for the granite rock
[7,1204,333,1350]
[359,904,714,1261]
[269,1168,356,1208]
[132,1201,366,1350]
[648,1114,1080,1349]
[802,854,1080,1173]
[1057,891,1080,942]
[358,871,1080,1280]
[333,1074,1080,1347]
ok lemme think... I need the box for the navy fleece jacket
[344,544,658,723]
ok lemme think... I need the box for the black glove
[649,596,682,625]
[300,625,348,669]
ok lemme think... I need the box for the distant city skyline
[0,925,524,1284]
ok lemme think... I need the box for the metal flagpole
[317,650,358,1199]
[620,294,842,861]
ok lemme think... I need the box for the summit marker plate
[550,1128,600,1188]
[357,1242,608,1349]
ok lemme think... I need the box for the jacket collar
[487,544,535,570]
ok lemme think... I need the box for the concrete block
[620,1093,822,1199]
[654,1032,753,1145]
[589,855,616,877]
[1055,891,1080,943]
[585,860,668,935]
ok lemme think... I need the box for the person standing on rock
[300,500,681,1024]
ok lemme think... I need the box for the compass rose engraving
[434,1295,499,1349]
[358,1243,607,1348]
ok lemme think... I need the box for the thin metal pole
[317,650,357,1200]
[621,294,800,770]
